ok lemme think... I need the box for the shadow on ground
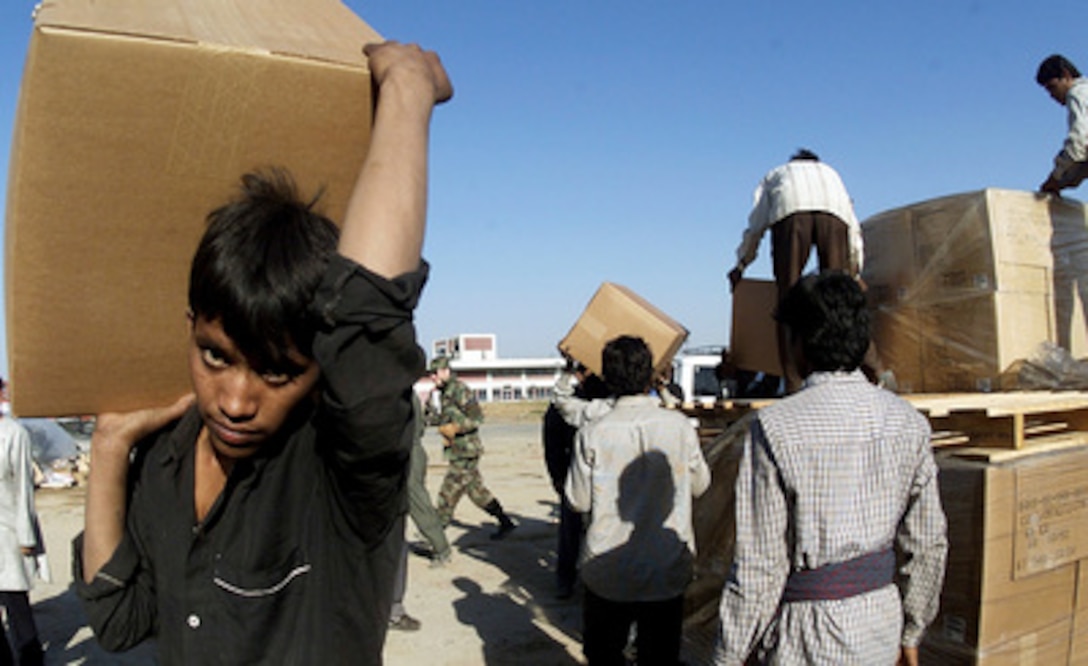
[448,500,583,666]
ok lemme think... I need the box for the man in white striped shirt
[728,149,862,393]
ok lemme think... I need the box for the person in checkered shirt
[714,271,948,666]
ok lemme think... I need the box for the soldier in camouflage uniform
[429,356,517,540]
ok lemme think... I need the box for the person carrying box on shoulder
[74,40,452,665]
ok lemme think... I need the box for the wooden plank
[943,431,1088,462]
[680,400,771,434]
[905,391,1088,417]
[930,411,1024,448]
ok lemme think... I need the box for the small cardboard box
[729,278,780,376]
[558,282,688,378]
[862,189,1088,393]
[5,1,380,416]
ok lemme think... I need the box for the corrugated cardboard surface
[922,617,1072,665]
[1072,562,1088,665]
[558,282,688,378]
[863,189,1088,393]
[5,0,379,416]
[928,449,1088,663]
[729,278,779,376]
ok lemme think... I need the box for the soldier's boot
[484,499,517,540]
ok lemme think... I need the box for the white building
[415,334,566,403]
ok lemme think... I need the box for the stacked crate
[907,393,1088,665]
[862,189,1088,393]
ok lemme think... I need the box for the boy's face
[188,314,320,460]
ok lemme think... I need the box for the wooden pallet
[682,392,1088,462]
[680,400,773,444]
[904,391,1088,462]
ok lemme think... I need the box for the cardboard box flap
[35,0,379,66]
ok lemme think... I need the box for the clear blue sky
[0,1,1084,374]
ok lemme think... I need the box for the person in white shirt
[1037,54,1088,194]
[0,382,46,666]
[566,336,710,666]
[728,149,862,392]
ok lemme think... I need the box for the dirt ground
[27,404,595,665]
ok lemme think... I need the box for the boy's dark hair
[774,271,870,373]
[601,336,653,397]
[790,148,820,162]
[1037,54,1080,85]
[189,168,339,371]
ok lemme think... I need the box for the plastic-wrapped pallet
[862,189,1088,393]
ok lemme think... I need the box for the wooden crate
[919,391,1088,665]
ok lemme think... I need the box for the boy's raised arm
[338,41,453,278]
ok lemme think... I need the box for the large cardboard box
[924,448,1088,663]
[863,189,1088,393]
[559,282,689,378]
[6,1,380,416]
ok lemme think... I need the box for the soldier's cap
[429,356,450,371]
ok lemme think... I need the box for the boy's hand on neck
[93,394,195,460]
[83,393,194,582]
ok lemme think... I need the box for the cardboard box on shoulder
[558,282,688,378]
[5,1,380,416]
[924,447,1088,664]
[862,189,1088,393]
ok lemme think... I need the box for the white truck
[672,347,726,406]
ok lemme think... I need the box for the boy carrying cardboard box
[73,41,452,665]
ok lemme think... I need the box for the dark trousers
[408,440,450,557]
[772,211,851,392]
[390,537,409,622]
[582,587,683,666]
[556,501,583,587]
[0,591,42,666]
